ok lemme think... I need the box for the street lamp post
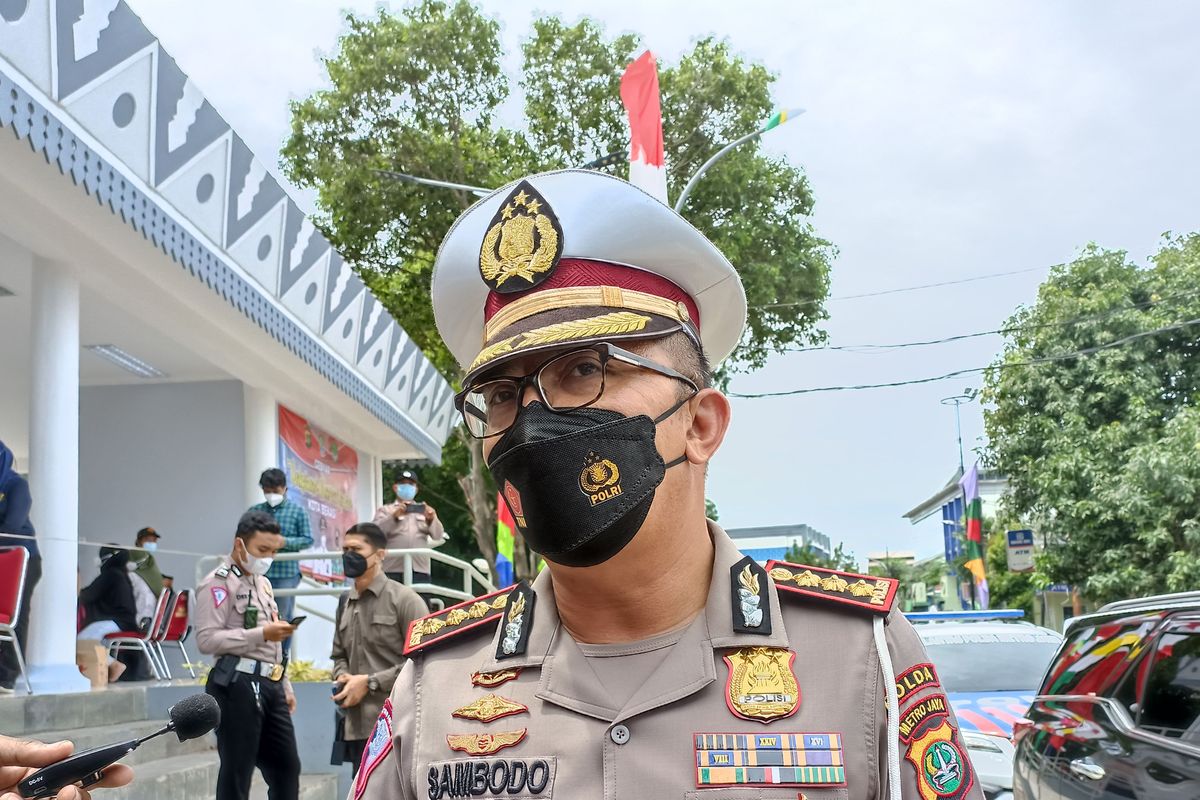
[673,108,805,214]
[939,390,977,475]
[371,168,491,197]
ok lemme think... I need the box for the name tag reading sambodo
[426,757,555,800]
[694,732,846,787]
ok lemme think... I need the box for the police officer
[352,171,983,800]
[197,510,300,800]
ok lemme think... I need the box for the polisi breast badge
[724,646,801,723]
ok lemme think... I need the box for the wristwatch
[367,675,380,693]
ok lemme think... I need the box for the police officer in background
[353,171,982,800]
[196,510,300,800]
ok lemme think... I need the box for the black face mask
[486,399,689,567]
[343,550,370,579]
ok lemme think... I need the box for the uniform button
[609,724,631,745]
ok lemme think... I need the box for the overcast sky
[127,0,1200,566]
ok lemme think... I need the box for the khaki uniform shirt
[352,523,983,800]
[332,571,430,740]
[373,504,446,575]
[195,560,285,665]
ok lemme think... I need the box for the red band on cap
[483,259,700,330]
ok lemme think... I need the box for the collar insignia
[730,556,772,635]
[479,180,563,294]
[723,646,801,724]
[496,582,535,660]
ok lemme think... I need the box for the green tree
[282,0,833,570]
[782,541,859,572]
[982,234,1200,603]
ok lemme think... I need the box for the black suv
[1013,591,1200,798]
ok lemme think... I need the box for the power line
[752,265,1049,311]
[729,317,1200,398]
[782,287,1200,354]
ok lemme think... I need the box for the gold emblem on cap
[452,694,528,723]
[479,180,563,293]
[724,646,801,724]
[579,451,622,506]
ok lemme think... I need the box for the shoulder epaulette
[404,586,512,656]
[214,566,230,579]
[766,560,898,614]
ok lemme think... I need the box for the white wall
[79,380,247,590]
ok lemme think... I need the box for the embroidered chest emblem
[904,719,975,800]
[452,694,528,724]
[352,699,393,800]
[724,647,801,723]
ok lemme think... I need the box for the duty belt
[218,654,286,682]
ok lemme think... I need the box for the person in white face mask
[195,510,299,800]
[248,468,313,656]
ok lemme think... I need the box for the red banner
[278,405,359,581]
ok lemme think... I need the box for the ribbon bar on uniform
[693,732,846,788]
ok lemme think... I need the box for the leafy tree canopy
[282,0,834,564]
[982,234,1200,602]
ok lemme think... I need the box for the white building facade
[0,0,454,691]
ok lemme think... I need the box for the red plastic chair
[153,590,195,679]
[0,547,32,694]
[104,587,172,680]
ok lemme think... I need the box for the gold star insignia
[525,199,542,214]
[500,204,515,220]
[513,190,529,206]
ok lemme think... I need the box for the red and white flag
[620,50,668,204]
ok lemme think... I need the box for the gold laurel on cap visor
[464,306,685,384]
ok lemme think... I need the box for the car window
[1042,611,1164,696]
[1138,626,1200,740]
[921,634,1061,692]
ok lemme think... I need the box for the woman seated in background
[78,545,138,682]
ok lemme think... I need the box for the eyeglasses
[455,342,698,439]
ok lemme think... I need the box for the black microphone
[18,693,220,798]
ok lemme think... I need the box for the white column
[27,259,89,693]
[242,384,277,507]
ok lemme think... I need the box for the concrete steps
[2,682,347,800]
[23,720,213,766]
[252,772,341,800]
[101,752,220,800]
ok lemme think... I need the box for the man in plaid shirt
[248,468,313,656]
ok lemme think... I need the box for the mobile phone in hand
[406,502,426,515]
[289,615,307,626]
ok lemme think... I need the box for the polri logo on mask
[578,452,623,506]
